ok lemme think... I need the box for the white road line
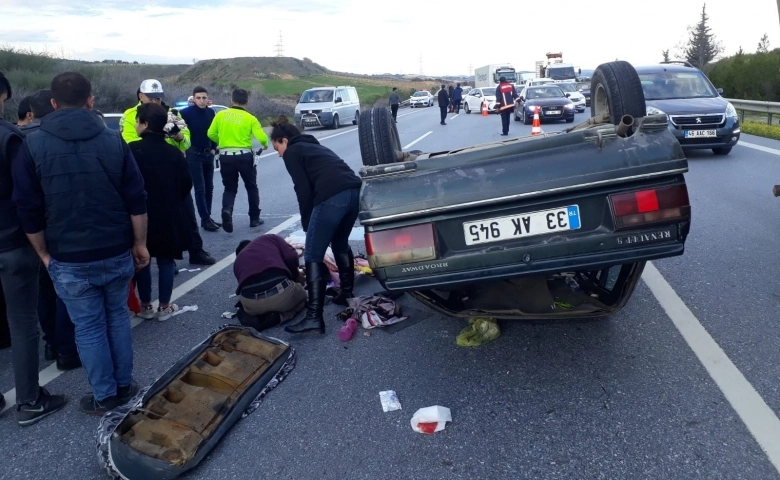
[258,128,359,158]
[403,131,433,150]
[449,114,460,120]
[0,214,301,413]
[642,261,780,475]
[739,141,780,156]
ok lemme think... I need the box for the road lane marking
[643,261,780,474]
[403,131,432,150]
[0,214,301,413]
[450,114,460,119]
[739,141,780,156]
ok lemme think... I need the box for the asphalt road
[2,105,780,480]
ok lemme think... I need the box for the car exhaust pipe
[615,115,634,137]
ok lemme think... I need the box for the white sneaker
[157,304,180,322]
[138,304,156,320]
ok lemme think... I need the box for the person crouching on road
[234,234,307,325]
[270,117,362,334]
[129,103,193,321]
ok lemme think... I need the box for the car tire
[712,146,732,155]
[358,107,403,167]
[465,103,471,114]
[353,111,359,125]
[590,61,646,128]
[566,117,575,123]
[523,109,531,125]
[331,114,340,129]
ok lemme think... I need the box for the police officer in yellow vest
[120,79,216,266]
[207,88,269,233]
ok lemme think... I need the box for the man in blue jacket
[12,72,150,416]
[451,83,463,114]
[179,86,221,232]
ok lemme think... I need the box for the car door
[335,88,348,122]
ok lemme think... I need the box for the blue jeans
[186,149,215,222]
[48,250,135,401]
[304,188,360,263]
[136,257,175,304]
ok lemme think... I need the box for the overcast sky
[3,0,779,76]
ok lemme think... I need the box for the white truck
[537,53,580,83]
[474,64,518,89]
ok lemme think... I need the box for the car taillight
[365,224,437,268]
[609,184,690,230]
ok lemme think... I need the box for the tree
[662,49,670,62]
[736,46,745,56]
[683,3,725,68]
[757,33,770,53]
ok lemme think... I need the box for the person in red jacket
[495,76,518,136]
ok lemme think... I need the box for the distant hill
[176,56,330,84]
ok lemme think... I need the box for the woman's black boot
[332,250,355,306]
[284,262,328,334]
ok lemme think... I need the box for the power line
[274,31,284,57]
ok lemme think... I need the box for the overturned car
[356,61,691,320]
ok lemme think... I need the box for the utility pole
[777,0,780,27]
[274,31,284,57]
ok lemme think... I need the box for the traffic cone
[531,106,542,135]
[481,99,488,116]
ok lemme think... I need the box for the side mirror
[716,88,723,95]
[335,97,342,103]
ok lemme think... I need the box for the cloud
[0,29,56,43]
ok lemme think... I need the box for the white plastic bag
[410,405,451,434]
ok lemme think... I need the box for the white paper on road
[171,305,198,317]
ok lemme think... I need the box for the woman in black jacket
[129,103,193,321]
[270,116,362,334]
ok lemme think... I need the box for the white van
[294,86,360,129]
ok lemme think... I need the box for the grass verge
[741,120,780,141]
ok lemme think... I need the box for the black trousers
[184,194,204,255]
[390,104,399,120]
[440,106,448,124]
[220,152,261,219]
[500,110,512,134]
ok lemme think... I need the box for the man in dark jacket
[438,85,449,125]
[179,86,221,232]
[388,87,401,122]
[12,71,150,416]
[19,89,80,372]
[451,83,464,114]
[0,71,67,425]
[233,234,306,325]
[495,76,518,136]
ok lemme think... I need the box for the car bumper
[669,118,740,149]
[526,107,576,121]
[410,100,431,107]
[295,111,336,128]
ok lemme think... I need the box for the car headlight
[646,106,666,117]
[725,102,738,118]
[321,108,332,112]
[565,103,574,109]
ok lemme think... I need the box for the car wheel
[712,146,732,155]
[331,114,340,129]
[358,107,403,167]
[523,109,531,125]
[590,61,646,131]
[353,111,359,125]
[464,103,471,114]
[566,117,575,123]
[514,110,520,121]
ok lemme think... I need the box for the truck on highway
[474,64,518,89]
[537,52,580,83]
[355,60,691,321]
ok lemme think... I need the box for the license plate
[547,110,561,115]
[463,205,581,246]
[684,129,716,138]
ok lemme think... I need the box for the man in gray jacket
[388,87,400,122]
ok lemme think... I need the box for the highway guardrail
[727,98,780,125]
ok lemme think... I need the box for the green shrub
[741,120,780,141]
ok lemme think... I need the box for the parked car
[462,87,498,114]
[354,61,690,320]
[514,85,576,124]
[635,61,739,155]
[555,82,587,112]
[409,91,434,108]
[294,86,361,129]
[576,82,591,107]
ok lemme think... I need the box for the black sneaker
[45,343,56,361]
[221,209,233,233]
[202,219,220,232]
[16,387,67,426]
[189,250,216,266]
[56,353,82,371]
[117,380,140,404]
[80,393,121,416]
[249,217,264,228]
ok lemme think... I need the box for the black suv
[635,61,740,155]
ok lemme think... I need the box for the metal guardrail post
[769,113,774,125]
[740,110,745,123]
